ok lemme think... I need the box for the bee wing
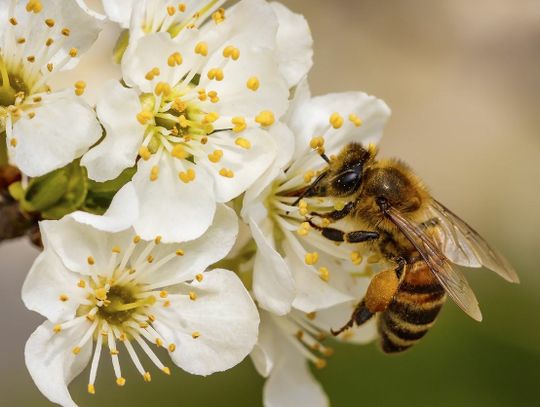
[429,200,519,284]
[386,207,483,321]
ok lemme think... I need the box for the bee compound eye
[336,171,360,192]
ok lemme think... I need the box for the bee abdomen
[378,282,446,354]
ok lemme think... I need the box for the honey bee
[291,142,519,353]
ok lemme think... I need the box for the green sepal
[83,166,136,215]
[23,167,70,213]
[41,163,88,219]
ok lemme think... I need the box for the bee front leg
[310,201,355,222]
[307,219,379,243]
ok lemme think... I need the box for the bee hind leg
[331,299,374,336]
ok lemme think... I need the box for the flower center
[0,60,29,107]
[96,285,155,326]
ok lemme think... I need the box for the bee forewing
[430,201,519,284]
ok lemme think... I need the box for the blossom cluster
[0,1,391,406]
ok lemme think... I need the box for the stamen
[255,110,275,127]
[246,76,260,91]
[329,112,344,129]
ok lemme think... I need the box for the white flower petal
[132,154,216,242]
[82,80,144,181]
[70,183,139,233]
[270,2,313,88]
[22,250,80,323]
[155,269,259,375]
[250,311,280,377]
[102,0,136,27]
[200,127,277,202]
[139,204,238,285]
[25,321,92,407]
[9,90,102,177]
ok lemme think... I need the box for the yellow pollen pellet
[59,294,69,302]
[178,168,196,183]
[87,384,95,394]
[319,267,330,282]
[69,48,78,58]
[255,110,275,127]
[45,38,53,47]
[212,8,225,24]
[178,3,186,12]
[194,42,208,56]
[77,279,86,288]
[232,116,247,133]
[219,168,234,178]
[26,55,35,62]
[207,68,224,81]
[348,113,363,127]
[147,255,154,263]
[350,251,363,265]
[45,18,55,27]
[116,377,126,386]
[171,144,188,159]
[112,246,121,254]
[246,76,260,91]
[297,222,310,236]
[167,5,176,15]
[87,256,95,265]
[176,249,185,256]
[10,138,17,147]
[304,252,319,266]
[72,346,81,355]
[167,52,183,67]
[204,112,219,123]
[53,324,62,333]
[195,273,203,282]
[188,291,197,301]
[223,45,240,60]
[47,63,53,72]
[235,137,251,149]
[162,367,171,375]
[329,112,344,129]
[310,136,325,149]
[61,28,70,36]
[168,344,176,352]
[155,82,171,96]
[150,166,160,181]
[191,331,201,339]
[138,146,152,160]
[9,17,18,25]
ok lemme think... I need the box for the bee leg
[331,299,374,336]
[310,201,355,222]
[307,219,379,243]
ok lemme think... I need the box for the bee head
[325,143,374,197]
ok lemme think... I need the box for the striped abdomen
[378,261,446,353]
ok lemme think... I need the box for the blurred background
[1,0,539,405]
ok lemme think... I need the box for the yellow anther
[204,112,219,123]
[246,76,260,91]
[110,349,119,355]
[171,144,188,159]
[116,377,126,386]
[298,199,309,216]
[87,256,95,265]
[212,8,225,24]
[27,112,36,120]
[45,38,53,47]
[310,136,325,149]
[195,273,203,282]
[329,112,344,129]
[155,82,171,96]
[147,255,154,263]
[159,290,168,298]
[234,137,251,149]
[74,80,86,96]
[178,3,186,12]
[207,68,224,81]
[232,116,247,133]
[350,252,363,265]
[33,96,42,103]
[197,89,207,101]
[162,367,171,375]
[133,235,141,244]
[367,254,381,264]
[297,222,310,237]
[26,0,43,13]
[77,279,86,288]
[45,18,55,27]
[194,42,208,56]
[26,55,35,62]
[255,110,275,127]
[155,338,163,347]
[145,67,160,81]
[191,331,201,339]
[143,372,152,382]
[10,138,17,147]
[306,311,317,320]
[348,113,363,127]
[47,63,53,72]
[304,170,315,183]
[17,38,26,44]
[167,52,183,67]
[118,333,127,342]
[176,249,185,256]
[168,344,176,352]
[315,359,327,369]
[72,346,81,355]
[178,115,190,128]
[304,252,319,266]
[9,17,18,25]
[208,90,219,103]
[150,166,160,181]
[86,314,96,322]
[61,28,70,36]
[112,246,121,254]
[59,294,69,302]
[53,324,62,333]
[223,45,240,60]
[167,5,176,16]
[319,267,330,282]
[219,168,234,178]
[87,384,95,394]
[178,168,196,183]
[188,291,197,301]
[69,48,78,58]
[94,287,108,301]
[208,149,223,163]
[138,146,152,161]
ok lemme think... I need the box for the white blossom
[0,0,103,176]
[22,204,259,407]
